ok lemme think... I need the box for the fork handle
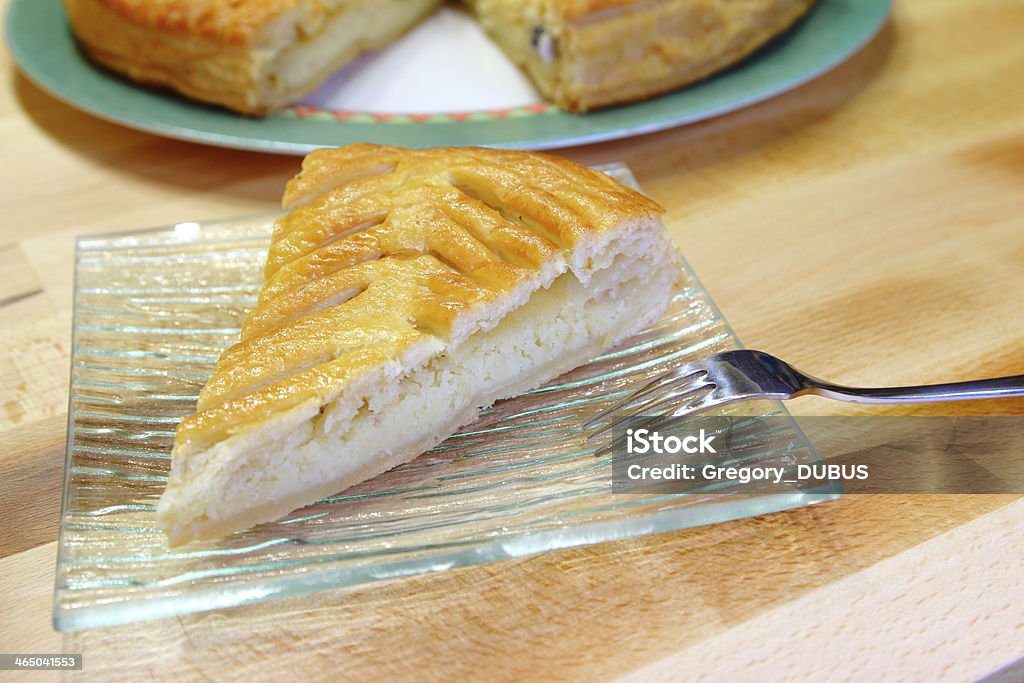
[799,374,1024,404]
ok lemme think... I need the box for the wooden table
[2,0,1022,679]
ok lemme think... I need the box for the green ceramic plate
[6,0,889,154]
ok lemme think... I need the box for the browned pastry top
[173,144,663,455]
[79,0,799,43]
[81,0,339,44]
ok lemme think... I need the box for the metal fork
[584,349,1024,439]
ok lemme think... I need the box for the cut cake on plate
[64,0,818,114]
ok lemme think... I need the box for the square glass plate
[55,165,839,631]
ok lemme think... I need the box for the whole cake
[157,144,680,544]
[64,0,818,115]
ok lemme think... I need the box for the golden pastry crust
[69,0,300,45]
[64,0,443,114]
[472,0,819,112]
[547,0,697,22]
[174,144,663,456]
[65,0,259,112]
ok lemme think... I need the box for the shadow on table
[10,70,297,203]
[563,21,896,182]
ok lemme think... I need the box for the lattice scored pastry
[64,0,818,115]
[157,144,680,544]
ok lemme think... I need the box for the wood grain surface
[1,0,1022,680]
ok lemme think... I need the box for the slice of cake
[157,144,679,544]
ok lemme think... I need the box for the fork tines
[584,365,715,440]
